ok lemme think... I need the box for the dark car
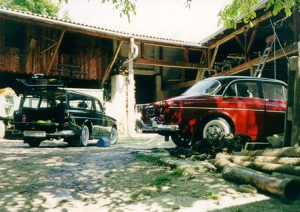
[13,75,118,147]
[142,76,287,147]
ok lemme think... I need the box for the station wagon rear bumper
[13,129,80,139]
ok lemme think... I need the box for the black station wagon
[13,75,118,147]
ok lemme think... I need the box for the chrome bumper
[150,120,179,132]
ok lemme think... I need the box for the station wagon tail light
[22,114,26,123]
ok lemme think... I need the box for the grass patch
[206,192,220,200]
[131,189,157,201]
[151,176,171,187]
[170,168,185,177]
[135,153,177,169]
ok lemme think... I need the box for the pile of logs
[214,147,300,203]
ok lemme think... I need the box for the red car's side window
[225,81,260,98]
[263,83,287,101]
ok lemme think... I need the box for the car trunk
[14,106,64,133]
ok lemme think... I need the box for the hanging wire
[270,19,289,61]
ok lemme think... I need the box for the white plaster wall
[105,75,127,134]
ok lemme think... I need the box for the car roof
[203,76,287,85]
[16,74,64,90]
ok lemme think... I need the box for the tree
[0,0,60,17]
[218,0,300,28]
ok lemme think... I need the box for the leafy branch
[218,0,300,29]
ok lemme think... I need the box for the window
[68,93,85,109]
[94,100,103,112]
[263,83,287,100]
[183,79,220,95]
[225,81,259,98]
[23,96,40,108]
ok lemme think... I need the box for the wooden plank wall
[0,20,111,81]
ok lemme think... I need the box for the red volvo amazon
[142,76,287,147]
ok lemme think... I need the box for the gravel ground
[0,134,300,212]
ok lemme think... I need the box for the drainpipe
[124,38,139,135]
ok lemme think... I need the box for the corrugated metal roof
[199,0,269,45]
[0,7,206,48]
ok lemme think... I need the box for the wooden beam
[134,58,207,69]
[141,43,145,59]
[208,11,273,49]
[247,23,259,54]
[210,45,219,69]
[101,40,124,87]
[46,30,65,75]
[213,43,298,76]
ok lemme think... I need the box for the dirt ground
[1,134,300,212]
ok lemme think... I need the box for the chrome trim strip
[169,106,266,112]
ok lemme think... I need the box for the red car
[142,76,287,147]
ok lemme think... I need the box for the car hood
[149,94,220,108]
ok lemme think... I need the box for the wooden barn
[0,1,299,135]
[0,7,207,134]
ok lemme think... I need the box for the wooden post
[285,55,300,147]
[101,40,124,88]
[292,55,300,146]
[46,30,65,75]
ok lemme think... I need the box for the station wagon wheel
[109,126,118,145]
[202,117,231,139]
[81,125,90,146]
[72,136,82,147]
[26,139,41,147]
[65,137,74,147]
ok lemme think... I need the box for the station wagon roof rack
[16,74,65,89]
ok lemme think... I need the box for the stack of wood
[214,147,300,203]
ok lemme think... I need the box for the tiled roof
[0,7,205,48]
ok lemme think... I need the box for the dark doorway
[135,75,155,104]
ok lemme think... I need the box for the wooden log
[216,153,300,166]
[271,172,300,181]
[212,158,233,171]
[227,160,300,177]
[222,165,300,203]
[233,147,300,157]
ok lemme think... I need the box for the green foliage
[130,189,156,200]
[218,0,300,28]
[205,191,220,200]
[0,0,60,17]
[151,175,171,187]
[136,153,177,169]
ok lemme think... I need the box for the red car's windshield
[182,79,221,95]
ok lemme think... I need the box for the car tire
[81,125,89,147]
[0,121,5,139]
[65,137,74,147]
[109,126,118,145]
[202,117,231,139]
[72,136,82,147]
[171,133,193,148]
[26,139,41,147]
